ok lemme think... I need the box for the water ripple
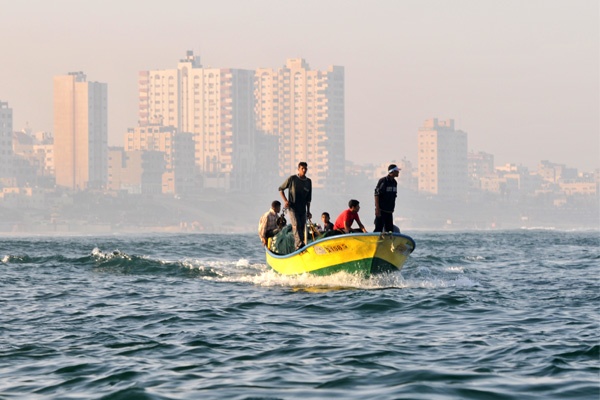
[0,231,598,399]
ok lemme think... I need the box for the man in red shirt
[333,199,368,234]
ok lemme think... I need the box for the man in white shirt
[258,200,282,246]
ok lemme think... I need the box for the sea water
[0,230,598,399]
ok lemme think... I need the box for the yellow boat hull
[265,232,416,276]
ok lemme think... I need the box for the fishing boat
[265,232,416,276]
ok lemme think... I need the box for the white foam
[139,255,481,291]
[182,258,255,270]
[398,274,479,289]
[235,258,250,267]
[91,247,130,260]
[465,255,485,261]
[209,267,412,291]
[452,275,479,287]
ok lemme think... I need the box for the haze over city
[2,0,598,172]
[2,4,599,397]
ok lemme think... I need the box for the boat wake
[24,247,478,292]
[195,260,479,292]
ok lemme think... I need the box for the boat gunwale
[265,232,416,259]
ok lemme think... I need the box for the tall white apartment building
[0,101,13,180]
[418,118,468,199]
[255,59,345,189]
[53,72,107,190]
[138,51,257,191]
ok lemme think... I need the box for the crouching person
[258,201,282,246]
[333,199,368,234]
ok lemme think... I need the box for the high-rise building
[108,147,165,195]
[12,129,54,187]
[255,58,345,189]
[138,51,257,191]
[125,124,195,194]
[0,101,13,181]
[468,151,495,191]
[418,118,468,199]
[538,160,578,183]
[53,72,107,190]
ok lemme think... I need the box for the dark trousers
[323,229,344,238]
[374,212,394,232]
[288,208,306,249]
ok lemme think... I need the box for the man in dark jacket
[279,162,312,250]
[374,164,401,232]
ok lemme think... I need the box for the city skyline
[2,87,598,232]
[1,0,598,172]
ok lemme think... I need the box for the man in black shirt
[279,162,312,250]
[374,164,400,232]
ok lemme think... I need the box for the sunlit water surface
[1,230,598,399]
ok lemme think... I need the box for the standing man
[374,164,401,232]
[279,162,312,250]
[258,200,281,246]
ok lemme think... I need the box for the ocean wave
[1,231,598,399]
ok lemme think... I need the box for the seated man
[258,200,281,246]
[319,212,334,233]
[333,199,368,234]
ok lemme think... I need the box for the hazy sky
[1,0,598,171]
